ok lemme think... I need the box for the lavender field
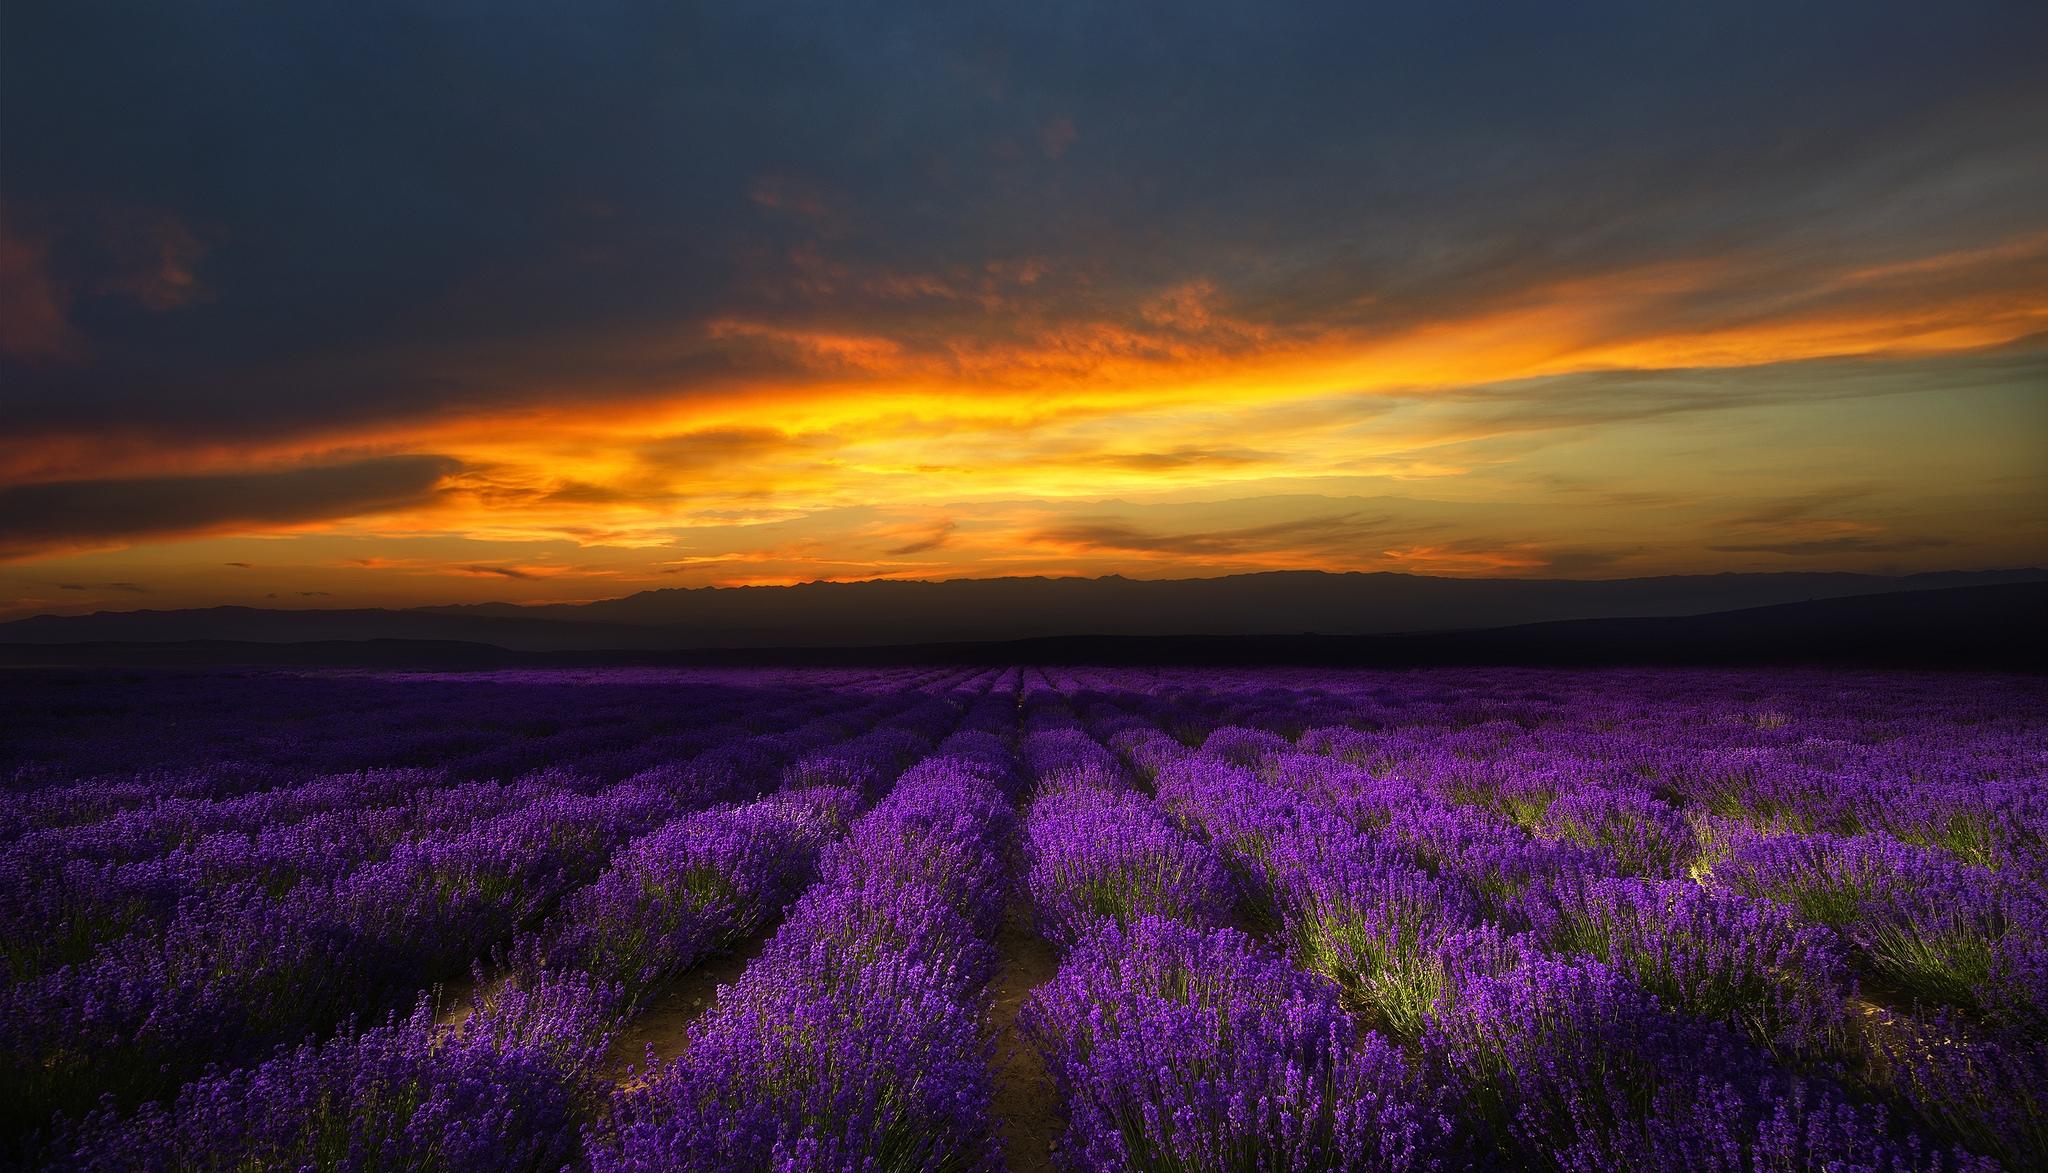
[3,666,2044,1171]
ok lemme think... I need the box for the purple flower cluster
[1424,956,1985,1171]
[1540,785,1699,878]
[1076,668,2043,1165]
[1543,875,1854,1058]
[1863,1007,2048,1170]
[1713,829,2048,1026]
[1195,724,1293,766]
[1152,753,1486,1036]
[1021,916,1446,1171]
[1,668,981,1153]
[1106,725,1193,781]
[778,725,932,799]
[1022,784,1234,948]
[595,754,1016,1171]
[514,787,852,1004]
[1,781,676,1132]
[54,971,622,1171]
[1021,728,1126,791]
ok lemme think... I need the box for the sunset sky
[2,1,2045,618]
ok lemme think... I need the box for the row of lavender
[0,667,958,824]
[4,665,1008,1163]
[1012,686,1439,1170]
[594,689,1024,1167]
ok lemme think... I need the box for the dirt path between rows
[603,931,773,1083]
[987,900,1065,1173]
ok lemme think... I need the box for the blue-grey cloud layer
[3,0,2044,442]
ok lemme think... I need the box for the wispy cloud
[1709,536,1955,556]
[1034,512,1400,558]
[1722,487,1876,528]
[883,519,957,556]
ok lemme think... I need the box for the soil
[602,931,774,1084]
[431,970,511,1028]
[987,899,1066,1173]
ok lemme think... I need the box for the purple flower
[1714,829,2047,1025]
[1022,786,1235,948]
[54,972,620,1172]
[1545,875,1853,1058]
[1425,956,1973,1171]
[1022,917,1448,1171]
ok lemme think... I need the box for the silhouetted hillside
[3,583,2039,670]
[2,568,2039,651]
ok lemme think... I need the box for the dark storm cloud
[0,456,461,558]
[3,0,2044,450]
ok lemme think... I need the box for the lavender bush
[1424,957,1979,1171]
[1022,785,1234,947]
[1022,916,1447,1171]
[593,754,1014,1171]
[1545,875,1855,1058]
[1714,829,2048,1025]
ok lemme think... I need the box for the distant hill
[968,581,2048,669]
[0,567,2041,652]
[2,583,2040,670]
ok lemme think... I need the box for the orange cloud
[1378,544,1554,574]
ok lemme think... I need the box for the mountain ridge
[2,582,2041,670]
[3,567,2041,651]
